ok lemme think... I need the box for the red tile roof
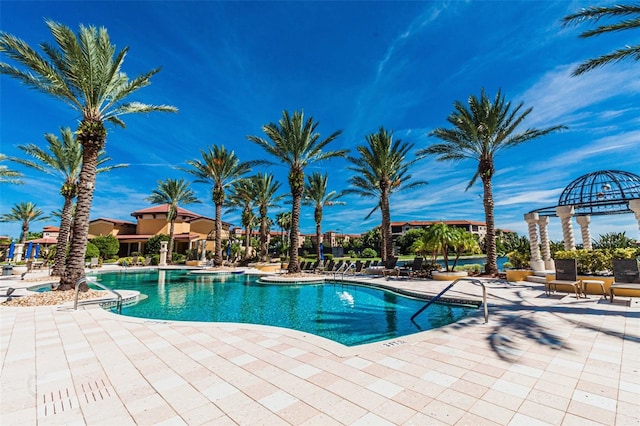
[90,218,137,226]
[131,204,201,219]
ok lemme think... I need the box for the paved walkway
[1,269,639,425]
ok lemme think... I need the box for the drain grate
[79,378,112,404]
[41,388,76,416]
[381,339,407,347]
[40,378,112,416]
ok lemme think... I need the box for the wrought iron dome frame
[531,170,640,217]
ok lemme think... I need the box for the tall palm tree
[0,201,49,244]
[417,88,566,275]
[562,4,640,76]
[250,173,284,262]
[303,172,346,261]
[0,21,176,290]
[11,127,127,276]
[275,211,292,258]
[0,154,23,184]
[227,178,257,260]
[182,145,252,266]
[346,127,427,261]
[247,110,346,273]
[145,178,200,264]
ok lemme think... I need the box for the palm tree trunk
[315,205,322,262]
[380,189,392,262]
[59,146,99,291]
[20,223,28,244]
[168,219,175,263]
[289,195,301,273]
[214,202,223,266]
[260,213,268,262]
[482,176,498,275]
[315,220,322,262]
[244,225,251,259]
[51,195,74,276]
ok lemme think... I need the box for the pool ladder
[411,278,488,324]
[334,262,355,281]
[74,277,123,314]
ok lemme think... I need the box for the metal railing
[74,276,123,314]
[336,262,356,281]
[411,278,488,324]
[333,262,351,280]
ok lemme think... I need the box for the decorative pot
[431,270,468,281]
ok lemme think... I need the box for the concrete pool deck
[1,267,639,425]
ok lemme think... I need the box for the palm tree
[250,173,284,262]
[145,178,200,264]
[227,178,257,261]
[562,4,640,76]
[11,127,127,277]
[275,211,292,258]
[417,89,566,275]
[0,154,23,184]
[346,127,427,261]
[182,145,252,266]
[0,202,49,244]
[1,21,176,290]
[303,172,346,261]
[247,110,346,273]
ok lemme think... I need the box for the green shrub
[552,248,637,275]
[145,235,170,255]
[85,242,100,261]
[172,253,186,264]
[361,248,377,258]
[456,263,483,274]
[91,235,119,259]
[324,254,334,261]
[502,262,514,269]
[348,250,357,258]
[506,250,531,269]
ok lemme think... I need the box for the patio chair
[89,257,100,268]
[547,259,581,299]
[398,257,425,279]
[381,257,399,278]
[610,259,640,303]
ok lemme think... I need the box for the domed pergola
[524,170,640,271]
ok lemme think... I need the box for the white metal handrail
[74,277,123,314]
[411,278,488,324]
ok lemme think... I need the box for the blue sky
[1,1,639,243]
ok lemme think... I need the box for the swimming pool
[93,269,477,346]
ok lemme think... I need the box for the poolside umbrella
[319,242,324,261]
[26,241,33,260]
[34,243,41,259]
[226,240,231,260]
[7,242,14,260]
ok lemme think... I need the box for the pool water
[94,269,477,346]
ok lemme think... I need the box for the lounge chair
[547,259,581,299]
[398,257,425,278]
[610,259,640,303]
[381,257,399,278]
[89,257,100,268]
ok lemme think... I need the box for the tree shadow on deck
[440,281,639,362]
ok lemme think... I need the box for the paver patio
[1,269,639,425]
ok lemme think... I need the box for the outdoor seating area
[1,268,638,425]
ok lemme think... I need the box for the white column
[556,206,576,251]
[630,199,640,236]
[159,241,168,266]
[200,240,207,262]
[576,215,593,250]
[537,216,553,270]
[14,243,24,262]
[524,212,544,271]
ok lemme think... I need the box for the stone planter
[431,270,468,281]
[505,269,534,282]
[11,265,28,276]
